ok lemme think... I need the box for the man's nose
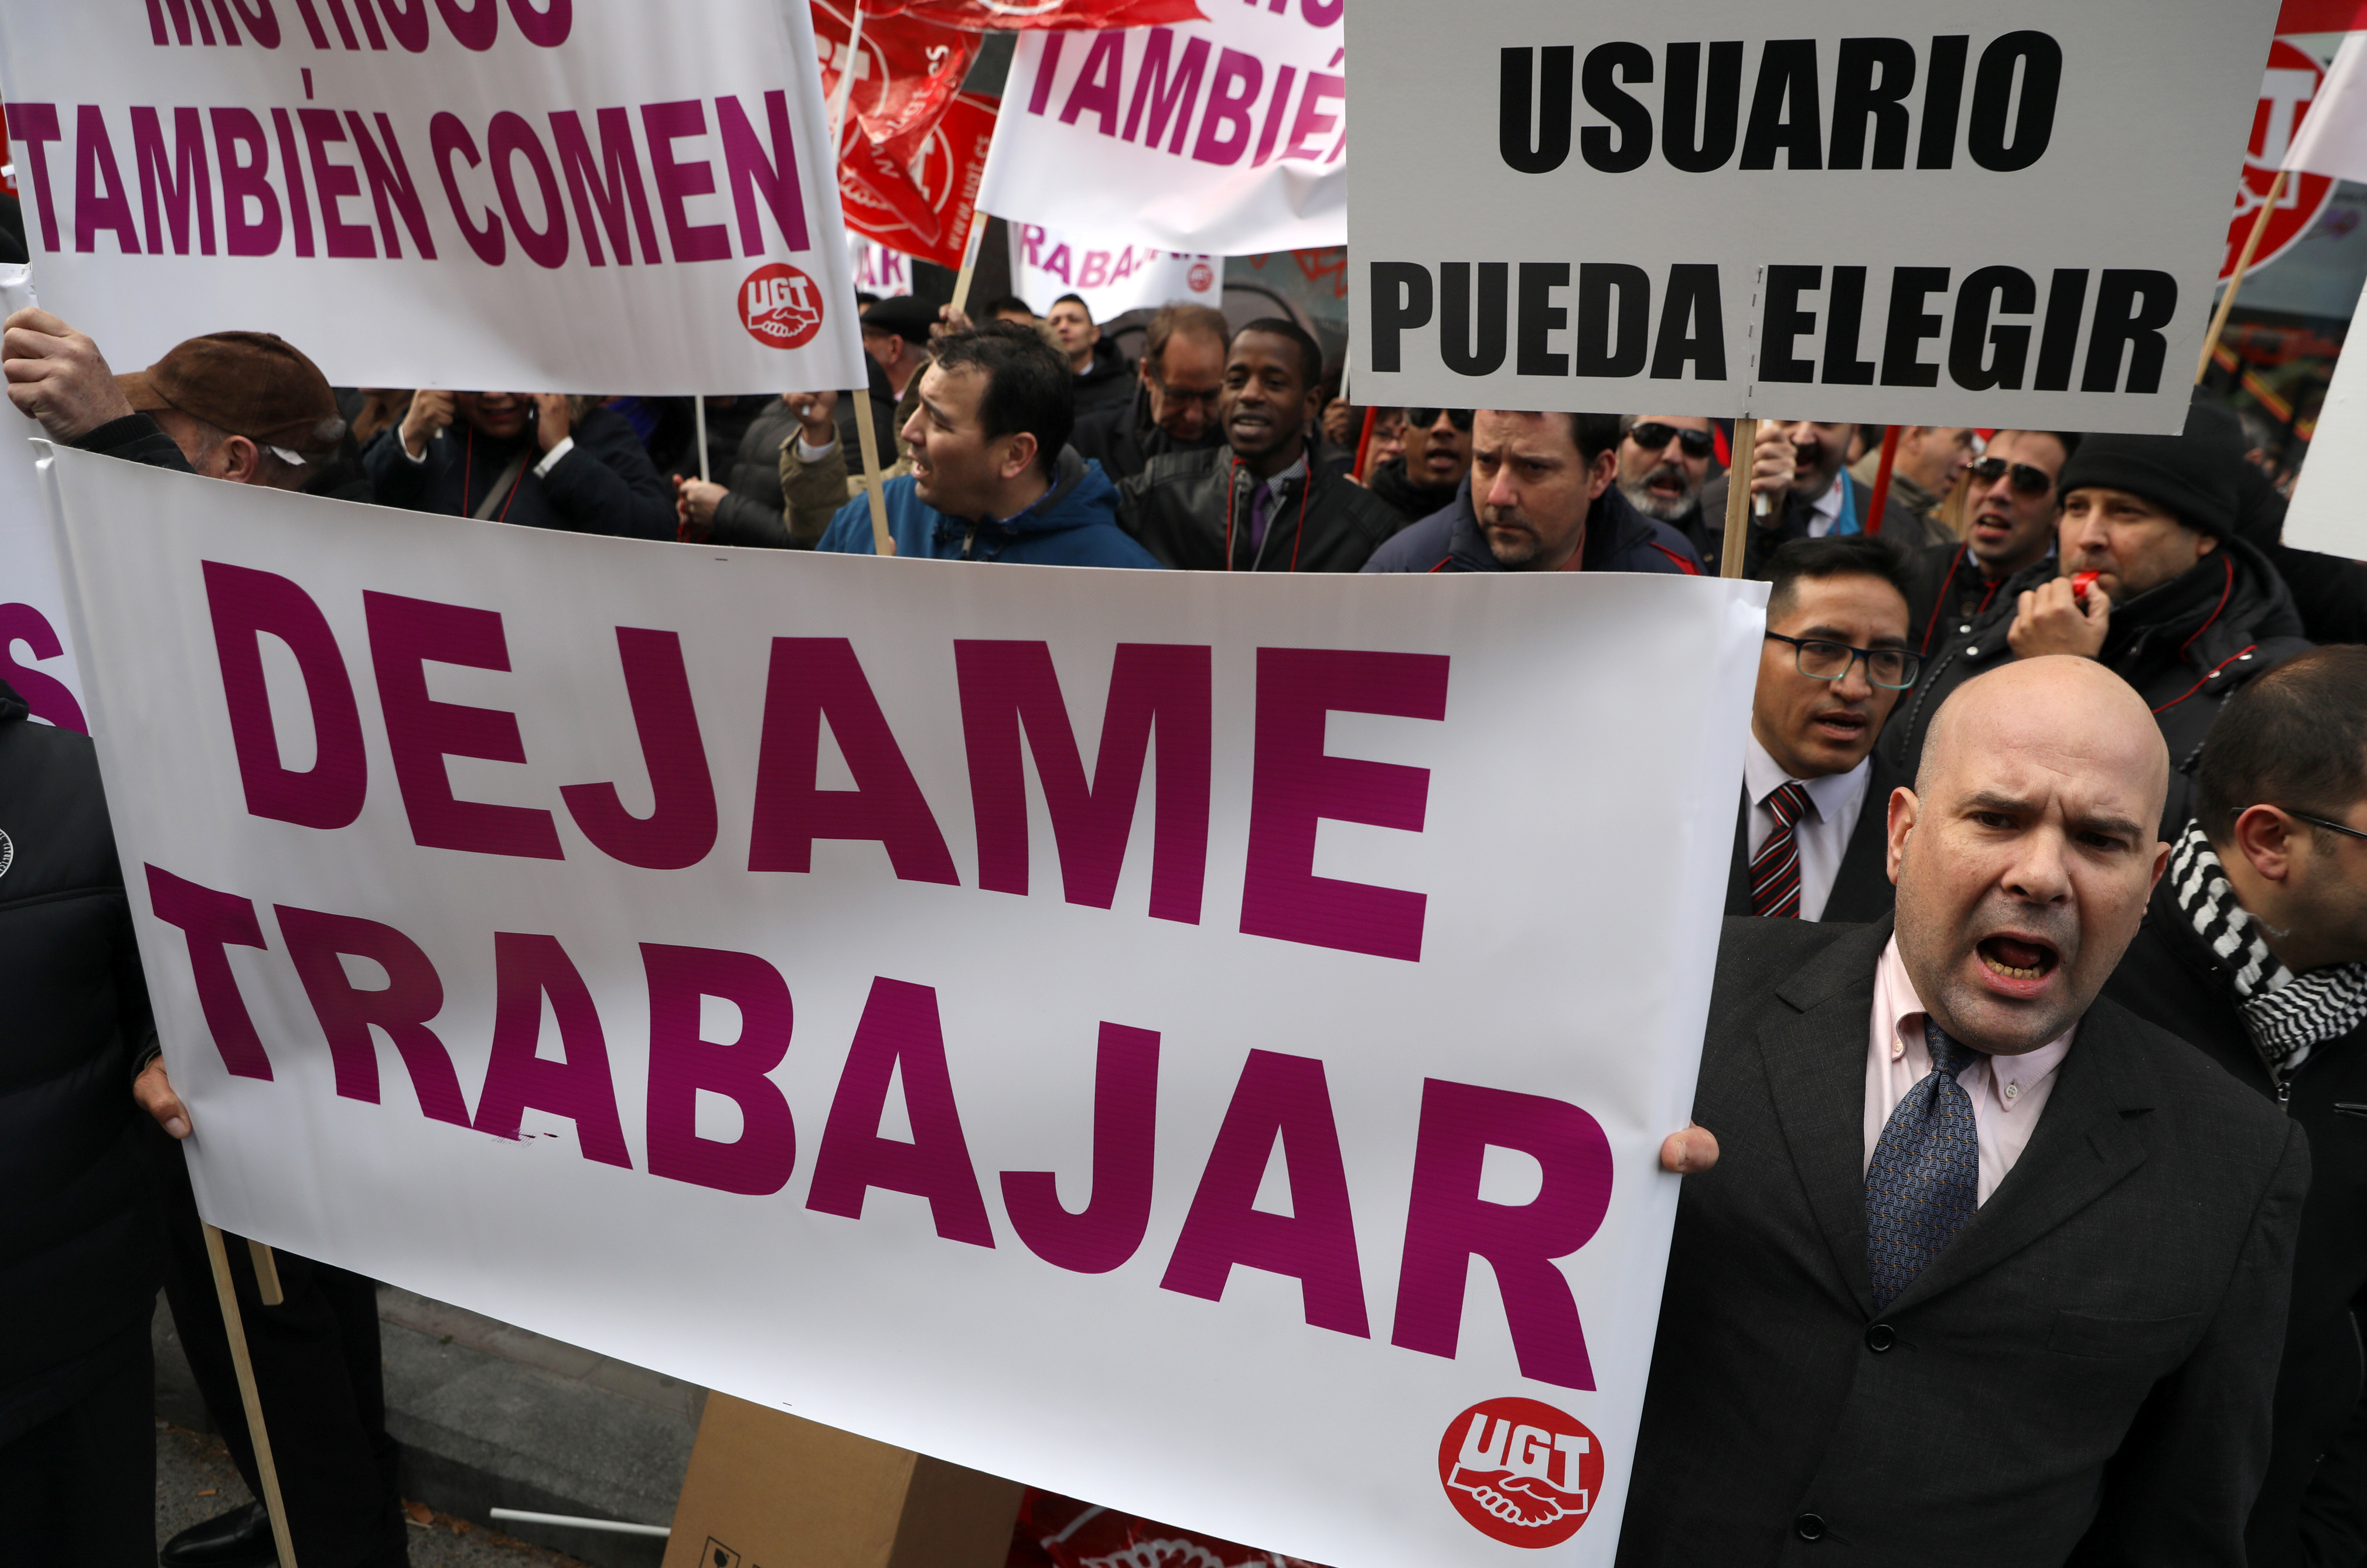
[1483,466,1520,510]
[1832,657,1875,702]
[2002,828,2073,906]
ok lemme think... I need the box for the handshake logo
[1435,1398,1602,1548]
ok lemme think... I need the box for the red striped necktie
[1749,781,1812,919]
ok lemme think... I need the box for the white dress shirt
[1864,935,2073,1204]
[1743,735,1872,922]
[1805,472,1848,538]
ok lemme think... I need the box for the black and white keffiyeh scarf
[2168,821,2367,1085]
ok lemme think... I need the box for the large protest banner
[1349,1,2279,433]
[977,2,1346,255]
[1008,223,1224,319]
[0,0,865,394]
[44,446,1761,1566]
[0,267,84,733]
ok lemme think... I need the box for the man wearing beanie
[1885,403,2311,788]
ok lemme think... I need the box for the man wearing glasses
[1616,414,1717,561]
[1367,406,1475,524]
[1072,304,1230,483]
[1905,431,2077,656]
[1726,537,1917,924]
[2104,647,2367,1568]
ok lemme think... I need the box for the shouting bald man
[1620,657,2308,1567]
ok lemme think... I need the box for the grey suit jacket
[1618,916,2309,1567]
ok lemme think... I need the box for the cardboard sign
[1349,1,2280,433]
[1007,223,1222,319]
[0,0,865,395]
[0,267,84,732]
[43,446,1763,1568]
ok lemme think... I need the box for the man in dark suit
[1624,655,2308,1566]
[1726,536,1916,924]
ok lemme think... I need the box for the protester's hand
[1660,1122,1718,1174]
[2008,575,2109,660]
[2,307,137,441]
[135,1057,192,1140]
[352,388,412,446]
[532,392,572,453]
[788,391,838,447]
[1748,422,1796,523]
[934,304,973,339]
[676,475,727,532]
[1321,398,1355,447]
[401,388,454,459]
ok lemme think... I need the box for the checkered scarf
[2168,821,2367,1085]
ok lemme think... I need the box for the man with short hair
[1045,293,1133,416]
[1120,319,1401,571]
[2103,647,2367,1568]
[1617,413,1717,560]
[981,295,1039,327]
[1361,410,1703,575]
[861,296,936,403]
[1904,430,2076,655]
[1855,425,1976,545]
[1072,303,1230,482]
[814,322,1157,566]
[1367,406,1475,524]
[366,388,674,538]
[1727,537,1916,924]
[1703,418,1866,576]
[1625,655,2308,1566]
[1886,406,2311,782]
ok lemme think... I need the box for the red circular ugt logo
[739,263,824,350]
[1437,1397,1604,1547]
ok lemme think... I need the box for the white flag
[2286,34,2367,180]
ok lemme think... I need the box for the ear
[2231,804,2299,883]
[2195,530,2220,558]
[217,434,264,485]
[1584,446,1617,500]
[1000,429,1041,482]
[1885,785,1918,886]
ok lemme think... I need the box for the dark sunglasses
[1628,421,1715,459]
[1407,408,1475,432]
[1969,455,2054,496]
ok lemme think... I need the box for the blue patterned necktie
[1865,1018,1983,1313]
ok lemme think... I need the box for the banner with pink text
[976,0,1346,256]
[43,446,1761,1567]
[1008,222,1223,319]
[0,0,865,394]
[0,267,86,733]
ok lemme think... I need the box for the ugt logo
[1435,1397,1602,1548]
[739,264,824,350]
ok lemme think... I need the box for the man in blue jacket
[817,322,1160,568]
[1362,409,1703,575]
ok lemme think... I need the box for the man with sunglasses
[1367,406,1474,524]
[2103,647,2367,1568]
[1617,414,1717,560]
[1904,431,2078,656]
[1072,303,1230,483]
[1726,537,1916,924]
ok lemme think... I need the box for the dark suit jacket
[1619,917,2309,1567]
[1722,751,1903,924]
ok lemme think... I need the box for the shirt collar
[1874,933,2075,1081]
[1744,733,1872,822]
[1808,470,1847,528]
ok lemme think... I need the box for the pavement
[155,1282,698,1568]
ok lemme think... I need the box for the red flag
[2278,0,2367,32]
[840,93,997,271]
[813,0,980,155]
[867,0,1202,31]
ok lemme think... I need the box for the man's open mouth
[1977,935,2058,981]
[1812,709,1866,741]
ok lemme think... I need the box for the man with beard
[1904,431,2076,655]
[1118,319,1401,571]
[1852,426,1976,545]
[1704,418,1867,578]
[1885,407,2311,785]
[1359,410,1703,575]
[1072,303,1229,483]
[1726,537,1916,924]
[1617,414,1717,559]
[1366,406,1474,524]
[1622,656,2308,1567]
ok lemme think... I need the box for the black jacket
[1072,382,1225,483]
[2105,871,2367,1568]
[1624,915,2307,1567]
[1904,541,2027,659]
[1721,749,1904,924]
[1360,478,1704,575]
[0,679,163,1437]
[1072,337,1135,417]
[1365,456,1458,525]
[702,397,804,549]
[363,405,674,539]
[1885,538,2313,781]
[1119,444,1404,572]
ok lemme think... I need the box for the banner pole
[204,1223,299,1568]
[2197,169,2287,384]
[1861,424,1901,537]
[950,210,989,320]
[694,397,711,484]
[1721,417,1758,579]
[245,1238,285,1306]
[851,387,895,556]
[830,2,865,148]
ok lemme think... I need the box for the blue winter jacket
[817,448,1162,568]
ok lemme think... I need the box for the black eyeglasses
[1629,421,1714,459]
[2280,807,2367,844]
[1147,368,1221,411]
[1765,632,1921,690]
[1407,408,1474,431]
[1969,455,2055,496]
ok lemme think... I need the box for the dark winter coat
[363,405,674,539]
[1904,541,2028,659]
[1070,383,1224,483]
[1120,445,1406,572]
[1071,337,1136,418]
[1365,456,1459,525]
[701,397,805,549]
[1360,477,1705,575]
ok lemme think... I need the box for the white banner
[1349,1,2278,433]
[850,237,916,299]
[1008,223,1223,320]
[977,6,1345,257]
[45,447,1762,1567]
[0,267,86,731]
[0,0,865,395]
[2282,274,2367,559]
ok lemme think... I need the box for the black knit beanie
[2055,402,2242,539]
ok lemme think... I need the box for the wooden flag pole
[245,1238,285,1307]
[693,397,711,484]
[2198,169,2288,384]
[1861,424,1902,537]
[204,1223,299,1568]
[1721,417,1759,579]
[949,210,990,320]
[851,388,895,556]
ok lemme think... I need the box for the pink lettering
[132,106,215,255]
[6,104,64,251]
[1191,47,1263,166]
[640,99,729,264]
[203,560,367,831]
[716,90,809,255]
[144,865,274,1080]
[270,107,315,257]
[210,107,282,257]
[346,110,435,258]
[1283,70,1345,162]
[73,106,142,255]
[299,106,375,258]
[474,932,630,1166]
[1122,30,1209,153]
[0,602,87,733]
[275,904,472,1123]
[559,627,717,870]
[1000,1022,1159,1273]
[488,110,567,269]
[806,977,995,1246]
[550,107,659,267]
[431,111,504,265]
[643,943,799,1195]
[1058,32,1127,136]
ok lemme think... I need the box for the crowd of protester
[5,281,2367,1568]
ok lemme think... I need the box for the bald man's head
[1887,657,2171,1054]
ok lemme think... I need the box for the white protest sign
[1008,223,1223,319]
[0,266,86,732]
[2281,274,2367,559]
[1349,2,2279,434]
[45,446,1762,1568]
[0,0,865,395]
[850,236,915,298]
[977,5,1345,257]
